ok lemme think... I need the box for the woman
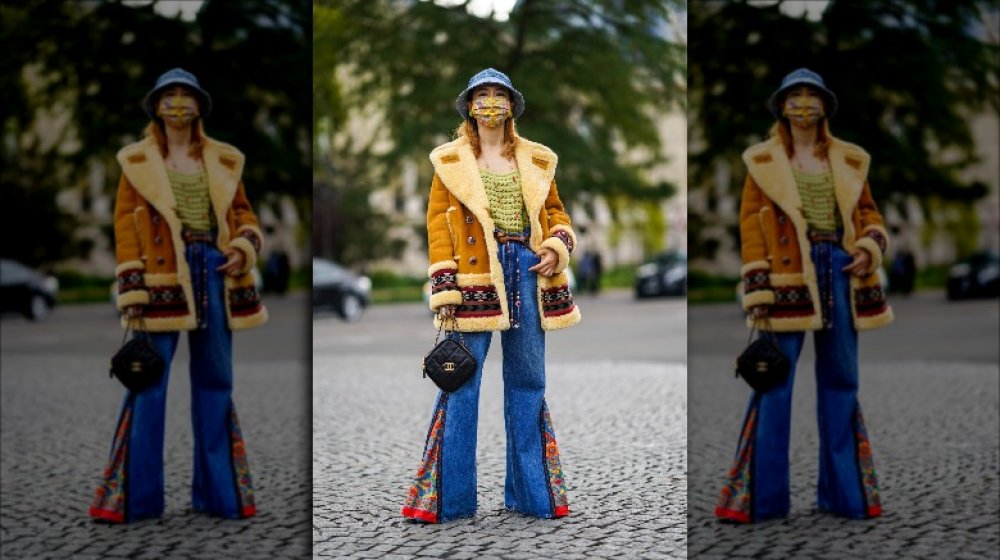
[401,68,581,523]
[715,68,893,523]
[89,68,267,523]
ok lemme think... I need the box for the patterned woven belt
[494,232,528,244]
[807,230,840,243]
[182,229,215,243]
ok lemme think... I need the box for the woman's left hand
[217,248,246,277]
[842,247,871,277]
[528,247,558,277]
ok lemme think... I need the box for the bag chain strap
[434,314,466,347]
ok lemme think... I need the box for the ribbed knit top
[167,168,215,231]
[481,169,528,233]
[792,168,840,232]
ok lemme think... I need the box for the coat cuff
[740,260,773,310]
[229,236,258,275]
[115,260,149,310]
[428,260,460,312]
[856,226,888,275]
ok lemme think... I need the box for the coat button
[467,236,476,245]
[156,256,165,265]
[151,215,160,225]
[777,215,787,225]
[465,215,473,224]
[781,256,791,265]
[154,236,163,245]
[469,256,478,265]
[779,236,789,245]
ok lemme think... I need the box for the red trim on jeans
[553,505,570,518]
[89,506,125,523]
[866,505,882,518]
[714,506,751,523]
[241,505,257,518]
[401,506,438,523]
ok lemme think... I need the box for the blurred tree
[688,0,999,261]
[312,0,686,266]
[0,0,310,267]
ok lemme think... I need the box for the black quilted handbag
[735,317,790,393]
[110,317,165,393]
[423,317,476,393]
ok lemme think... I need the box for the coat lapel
[827,137,870,246]
[514,139,558,249]
[117,137,177,221]
[742,136,801,220]
[202,137,244,246]
[430,136,494,232]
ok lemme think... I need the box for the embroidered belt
[494,232,528,244]
[807,230,840,244]
[182,229,215,243]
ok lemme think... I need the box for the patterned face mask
[469,96,512,128]
[783,91,825,129]
[157,92,200,129]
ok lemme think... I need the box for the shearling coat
[739,135,893,331]
[113,135,268,331]
[427,135,581,332]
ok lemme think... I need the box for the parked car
[635,252,687,298]
[312,258,371,321]
[947,250,1000,300]
[0,259,58,321]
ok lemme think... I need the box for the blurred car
[312,258,371,321]
[0,259,58,321]
[635,252,687,298]
[947,250,1000,300]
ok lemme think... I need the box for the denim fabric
[425,237,562,522]
[748,241,872,520]
[116,242,246,521]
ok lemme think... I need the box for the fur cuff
[540,237,570,274]
[854,236,883,275]
[428,260,459,277]
[429,290,463,312]
[228,236,258,275]
[742,288,775,309]
[117,289,150,310]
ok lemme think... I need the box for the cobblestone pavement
[687,294,1000,560]
[0,293,312,559]
[313,292,688,559]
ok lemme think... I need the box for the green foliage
[688,0,999,260]
[1,0,311,267]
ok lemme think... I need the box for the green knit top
[481,169,528,233]
[167,168,215,231]
[793,168,841,232]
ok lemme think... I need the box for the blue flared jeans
[402,236,570,523]
[90,241,255,523]
[716,241,882,522]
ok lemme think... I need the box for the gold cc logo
[443,362,456,372]
[755,361,768,373]
[130,361,143,373]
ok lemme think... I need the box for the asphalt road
[313,290,688,559]
[687,292,1000,559]
[0,293,312,559]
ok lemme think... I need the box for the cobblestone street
[687,294,1000,559]
[313,292,687,559]
[0,294,312,559]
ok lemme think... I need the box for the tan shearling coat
[113,135,267,331]
[426,136,581,332]
[739,135,893,331]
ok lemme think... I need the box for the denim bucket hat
[768,68,837,119]
[456,68,525,120]
[142,68,213,119]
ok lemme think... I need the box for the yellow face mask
[469,96,512,128]
[782,90,825,129]
[156,91,200,129]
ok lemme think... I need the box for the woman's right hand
[437,305,457,320]
[749,305,770,320]
[124,305,144,320]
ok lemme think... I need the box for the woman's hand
[842,248,871,277]
[749,305,770,320]
[124,305,144,320]
[528,247,558,277]
[438,305,457,320]
[216,248,246,277]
